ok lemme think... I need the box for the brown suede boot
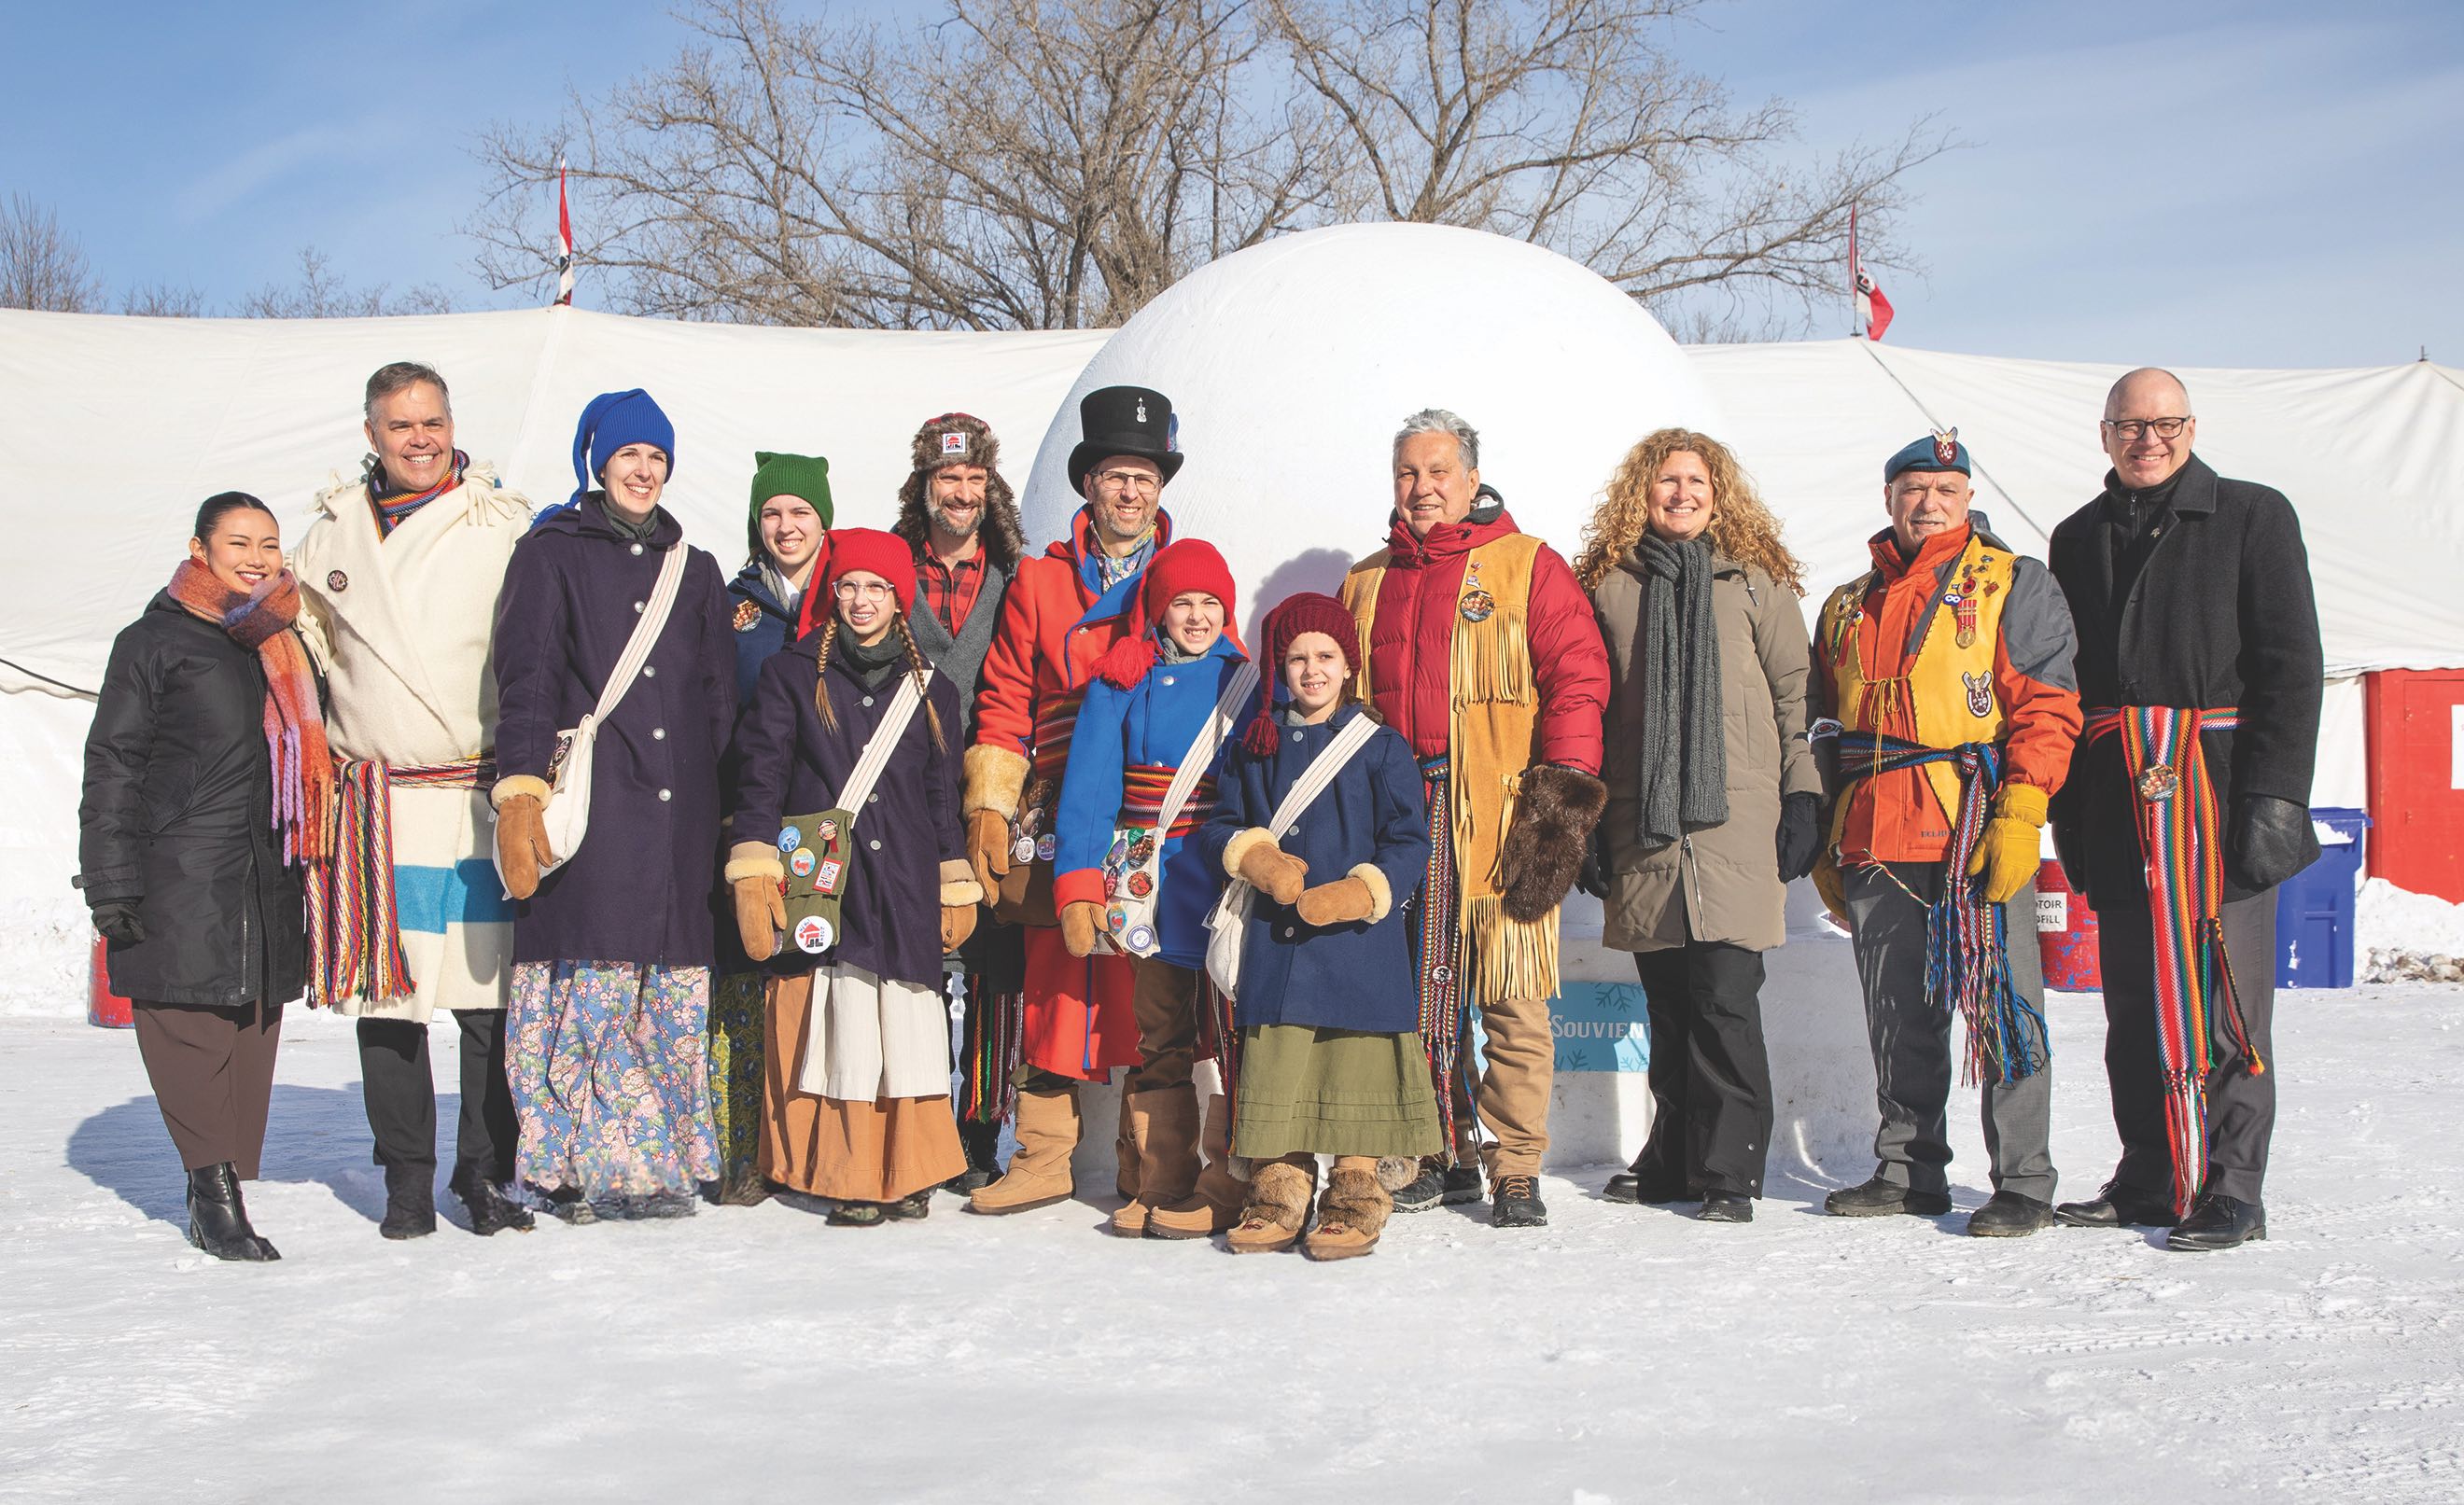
[1114,1088,1141,1204]
[1113,1087,1197,1236]
[1303,1157,1393,1261]
[1225,1156,1316,1254]
[967,1087,1079,1215]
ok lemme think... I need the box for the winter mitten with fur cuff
[1497,764,1607,922]
[1225,828,1308,905]
[1295,864,1390,927]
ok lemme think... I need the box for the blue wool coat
[494,497,736,968]
[1053,632,1250,969]
[730,637,966,992]
[724,558,801,704]
[1193,704,1430,1032]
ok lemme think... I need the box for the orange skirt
[760,973,965,1201]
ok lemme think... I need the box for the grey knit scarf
[1633,535,1727,849]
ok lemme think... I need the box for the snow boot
[1114,1091,1141,1204]
[1491,1173,1549,1229]
[2166,1193,2265,1252]
[186,1163,275,1261]
[378,1163,437,1240]
[1824,1174,1951,1219]
[883,1188,934,1221]
[967,1086,1078,1215]
[1967,1191,2052,1237]
[450,1164,536,1235]
[1696,1192,1754,1224]
[1303,1158,1393,1261]
[1226,1156,1317,1254]
[943,1118,1003,1196]
[1125,1086,1217,1240]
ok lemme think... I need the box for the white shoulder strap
[1263,712,1380,836]
[1153,659,1260,835]
[590,543,687,725]
[835,669,934,820]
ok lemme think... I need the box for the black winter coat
[76,593,309,1007]
[729,636,967,992]
[2047,454,2325,907]
[495,497,737,968]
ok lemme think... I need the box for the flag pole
[554,157,575,308]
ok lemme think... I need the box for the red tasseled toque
[1241,591,1360,755]
[815,526,915,624]
[1095,538,1238,690]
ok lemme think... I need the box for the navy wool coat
[1193,704,1430,1033]
[724,558,800,704]
[495,497,736,968]
[730,636,967,993]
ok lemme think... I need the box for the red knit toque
[819,527,916,619]
[1243,591,1360,755]
[1095,538,1238,690]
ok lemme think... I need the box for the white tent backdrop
[5,224,2457,903]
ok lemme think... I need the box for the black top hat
[1066,385,1183,495]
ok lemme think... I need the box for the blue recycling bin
[2275,807,2370,988]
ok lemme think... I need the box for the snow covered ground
[6,987,2461,1504]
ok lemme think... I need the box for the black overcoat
[76,593,309,1007]
[2046,454,2325,907]
[494,497,736,968]
[729,636,967,992]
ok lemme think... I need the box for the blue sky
[5,0,2457,367]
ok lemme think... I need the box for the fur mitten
[1498,763,1608,922]
[1225,828,1309,905]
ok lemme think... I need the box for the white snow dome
[1020,221,1726,641]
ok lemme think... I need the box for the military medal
[1931,426,1960,467]
[2136,765,2178,802]
[732,598,762,632]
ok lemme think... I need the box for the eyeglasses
[2101,416,2191,441]
[1092,469,1161,496]
[833,580,895,601]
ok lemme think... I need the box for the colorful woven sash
[306,756,494,1009]
[1413,753,1473,1158]
[1117,763,1217,838]
[1834,731,2047,1086]
[2082,704,2260,1215]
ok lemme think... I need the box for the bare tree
[468,0,1943,335]
[122,282,208,318]
[469,0,1338,328]
[237,246,455,319]
[0,195,104,313]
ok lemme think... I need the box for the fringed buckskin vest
[1341,532,1556,1005]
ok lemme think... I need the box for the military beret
[1884,428,1970,482]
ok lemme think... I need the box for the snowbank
[2358,877,2464,984]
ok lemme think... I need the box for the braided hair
[809,612,945,753]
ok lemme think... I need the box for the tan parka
[1590,550,1820,954]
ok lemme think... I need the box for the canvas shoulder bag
[1096,660,1259,957]
[498,542,687,890]
[1203,711,1381,998]
[774,669,932,957]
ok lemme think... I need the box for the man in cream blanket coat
[292,361,534,1240]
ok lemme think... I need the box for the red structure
[2034,857,2101,991]
[2365,670,2464,903]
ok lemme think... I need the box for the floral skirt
[707,968,769,1190]
[509,960,719,1212]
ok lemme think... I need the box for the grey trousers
[1843,861,2056,1201]
[2091,883,2276,1204]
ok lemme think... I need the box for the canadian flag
[554,157,574,307]
[1850,202,1892,341]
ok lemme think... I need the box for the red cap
[1242,591,1359,755]
[1095,538,1238,690]
[816,527,915,623]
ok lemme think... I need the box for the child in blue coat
[1053,539,1252,1240]
[1194,592,1436,1259]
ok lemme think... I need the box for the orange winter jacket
[1811,520,2081,866]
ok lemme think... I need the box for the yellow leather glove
[965,808,1012,899]
[733,877,786,962]
[1811,849,1847,925]
[1968,782,2048,905]
[1060,899,1104,958]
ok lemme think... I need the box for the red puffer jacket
[1358,496,1607,773]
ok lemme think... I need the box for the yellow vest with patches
[1814,533,2015,846]
[1341,532,1556,1004]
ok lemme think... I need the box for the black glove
[2227,794,2318,892]
[1775,791,1823,884]
[1575,839,1609,900]
[91,901,145,945]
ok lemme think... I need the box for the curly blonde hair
[1574,428,1805,596]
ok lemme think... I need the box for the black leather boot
[1825,1174,1952,1218]
[2166,1192,2265,1251]
[2053,1180,2179,1229]
[379,1163,437,1240]
[1696,1192,1755,1223]
[1604,1155,1691,1205]
[943,1119,1002,1196]
[186,1163,274,1261]
[449,1164,535,1235]
[1967,1190,2054,1237]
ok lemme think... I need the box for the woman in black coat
[76,492,334,1261]
[490,390,736,1221]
